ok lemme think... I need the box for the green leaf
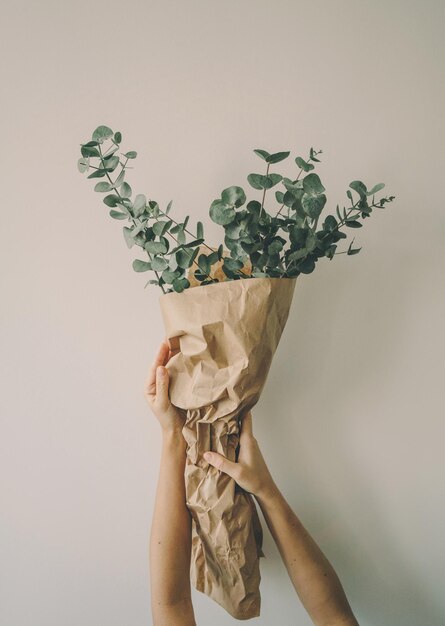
[295,156,314,172]
[145,240,168,254]
[103,194,120,207]
[87,169,106,179]
[225,257,244,270]
[323,215,337,231]
[268,173,283,187]
[367,183,385,196]
[172,277,190,293]
[132,259,151,272]
[77,158,89,173]
[123,227,135,249]
[133,193,146,215]
[303,173,325,195]
[349,180,367,197]
[92,125,113,143]
[209,200,235,225]
[165,200,173,214]
[124,151,137,159]
[151,256,168,271]
[253,149,270,161]
[345,220,362,228]
[197,221,204,239]
[81,145,100,158]
[120,182,132,198]
[247,173,274,190]
[109,209,128,220]
[267,151,290,164]
[113,170,125,188]
[302,193,327,218]
[104,155,119,171]
[114,131,122,144]
[221,186,246,208]
[275,190,284,204]
[153,220,172,236]
[268,239,284,255]
[161,270,178,284]
[94,181,112,193]
[176,249,193,269]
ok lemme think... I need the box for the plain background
[1,1,444,625]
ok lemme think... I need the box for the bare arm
[145,342,196,626]
[204,413,359,626]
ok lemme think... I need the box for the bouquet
[78,126,394,619]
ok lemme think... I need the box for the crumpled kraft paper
[159,276,296,620]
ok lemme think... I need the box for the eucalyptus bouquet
[78,126,394,620]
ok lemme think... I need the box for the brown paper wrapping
[159,276,296,620]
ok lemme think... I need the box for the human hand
[144,341,185,435]
[203,412,278,501]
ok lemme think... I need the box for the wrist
[255,480,280,506]
[162,425,186,446]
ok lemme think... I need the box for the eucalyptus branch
[97,144,166,293]
[78,126,394,291]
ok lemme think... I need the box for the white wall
[1,1,444,624]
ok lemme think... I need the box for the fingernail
[204,452,212,461]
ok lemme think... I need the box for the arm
[145,342,196,626]
[204,413,359,626]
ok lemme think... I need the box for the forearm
[150,428,194,620]
[256,486,358,626]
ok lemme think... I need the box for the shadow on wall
[258,253,444,626]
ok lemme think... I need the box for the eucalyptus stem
[97,145,166,293]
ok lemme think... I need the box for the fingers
[155,365,169,408]
[204,451,240,480]
[144,341,170,399]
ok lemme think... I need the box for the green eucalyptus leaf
[303,173,325,195]
[109,209,128,220]
[253,149,270,161]
[153,220,172,236]
[275,190,284,204]
[247,173,274,190]
[81,145,100,158]
[267,151,290,164]
[120,182,132,198]
[367,183,385,196]
[345,220,362,228]
[123,227,135,249]
[221,186,246,208]
[114,131,122,144]
[176,249,193,269]
[349,180,367,197]
[92,125,113,143]
[196,221,204,239]
[172,277,190,293]
[151,256,168,271]
[295,156,314,172]
[268,173,283,187]
[77,158,89,173]
[94,181,112,193]
[103,194,120,207]
[302,193,327,218]
[145,240,168,254]
[132,259,151,272]
[209,200,235,225]
[133,193,146,214]
[124,151,137,159]
[87,169,106,179]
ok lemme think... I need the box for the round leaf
[92,125,113,143]
[221,186,246,208]
[303,173,325,195]
[209,200,235,225]
[132,259,151,272]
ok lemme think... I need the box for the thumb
[204,451,239,479]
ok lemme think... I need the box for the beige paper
[159,276,296,620]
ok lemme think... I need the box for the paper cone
[159,276,296,619]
